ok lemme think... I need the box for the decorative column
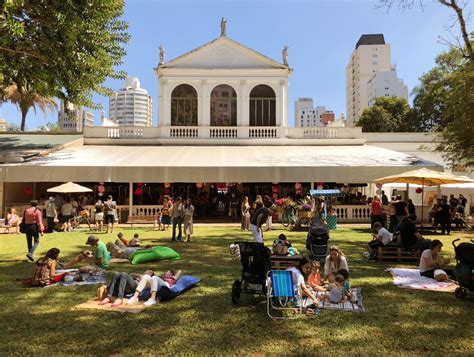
[201,80,211,127]
[129,182,133,217]
[159,79,170,127]
[240,80,249,127]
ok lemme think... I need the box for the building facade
[296,105,334,127]
[346,34,391,127]
[58,102,94,132]
[367,67,409,106]
[294,98,313,125]
[109,77,153,127]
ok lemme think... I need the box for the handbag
[19,218,26,233]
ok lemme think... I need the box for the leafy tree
[412,47,474,166]
[2,84,57,131]
[379,0,473,63]
[0,0,129,129]
[356,96,422,132]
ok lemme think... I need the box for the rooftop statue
[282,45,289,66]
[159,45,165,65]
[220,17,227,37]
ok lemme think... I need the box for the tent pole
[421,178,424,230]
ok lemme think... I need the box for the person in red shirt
[370,195,383,229]
[23,200,44,261]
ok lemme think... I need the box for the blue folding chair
[267,270,302,319]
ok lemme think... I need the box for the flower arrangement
[301,204,312,211]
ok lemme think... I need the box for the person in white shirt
[286,257,319,305]
[366,222,393,260]
[419,240,454,282]
[323,246,349,280]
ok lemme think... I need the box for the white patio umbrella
[374,168,474,228]
[47,182,93,193]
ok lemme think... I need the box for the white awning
[0,144,441,183]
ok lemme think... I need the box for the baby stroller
[231,241,271,305]
[306,221,330,262]
[452,239,474,298]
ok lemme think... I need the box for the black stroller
[306,221,330,262]
[452,239,474,298]
[231,241,272,304]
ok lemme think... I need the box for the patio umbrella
[47,182,93,193]
[374,168,474,228]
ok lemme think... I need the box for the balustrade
[209,128,238,138]
[170,127,199,138]
[249,127,277,138]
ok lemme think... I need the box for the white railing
[83,125,362,141]
[210,127,238,138]
[287,127,362,139]
[334,205,372,222]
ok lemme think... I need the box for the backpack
[272,239,289,256]
[32,258,52,286]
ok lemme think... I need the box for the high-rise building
[346,34,392,126]
[367,67,408,106]
[295,100,335,127]
[294,98,313,125]
[58,102,95,132]
[109,77,153,127]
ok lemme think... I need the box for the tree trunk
[20,109,28,131]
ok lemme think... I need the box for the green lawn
[0,225,473,355]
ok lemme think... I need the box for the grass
[0,224,473,355]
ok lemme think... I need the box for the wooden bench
[126,215,156,227]
[270,254,302,270]
[377,246,420,263]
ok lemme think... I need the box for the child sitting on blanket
[338,269,357,303]
[322,274,345,304]
[307,260,326,292]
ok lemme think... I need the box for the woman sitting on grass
[30,248,69,286]
[286,257,319,305]
[419,239,454,282]
[4,208,20,234]
[323,246,349,280]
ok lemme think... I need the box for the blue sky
[1,0,471,129]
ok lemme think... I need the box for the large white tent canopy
[0,144,441,183]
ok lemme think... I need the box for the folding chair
[266,270,302,319]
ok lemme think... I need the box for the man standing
[23,200,44,261]
[104,195,117,234]
[171,197,184,241]
[45,196,58,233]
[229,193,240,223]
[250,201,274,243]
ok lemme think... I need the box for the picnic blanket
[303,288,364,312]
[75,299,146,314]
[109,258,130,264]
[386,268,458,292]
[44,270,107,287]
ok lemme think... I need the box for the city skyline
[0,0,468,129]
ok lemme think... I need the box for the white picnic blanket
[386,268,458,292]
[303,288,364,312]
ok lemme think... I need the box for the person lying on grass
[126,269,182,307]
[64,235,110,273]
[419,239,455,282]
[99,269,182,307]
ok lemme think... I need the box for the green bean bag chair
[130,246,181,265]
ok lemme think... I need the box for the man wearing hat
[65,235,110,272]
[45,196,58,233]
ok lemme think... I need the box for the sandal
[98,297,111,305]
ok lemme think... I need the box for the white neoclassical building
[155,34,291,139]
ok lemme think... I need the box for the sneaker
[368,253,377,261]
[144,298,157,307]
[26,253,34,262]
[126,296,139,305]
[362,252,370,258]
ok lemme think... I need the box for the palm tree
[2,84,57,131]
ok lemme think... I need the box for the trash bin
[327,215,337,230]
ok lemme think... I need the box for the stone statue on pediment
[159,45,165,65]
[282,45,289,66]
[220,17,227,37]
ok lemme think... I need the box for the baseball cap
[85,235,99,245]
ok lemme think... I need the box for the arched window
[249,85,276,126]
[171,84,198,126]
[210,84,237,126]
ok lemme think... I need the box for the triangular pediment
[162,37,287,70]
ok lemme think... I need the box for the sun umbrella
[47,182,93,193]
[374,168,474,228]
